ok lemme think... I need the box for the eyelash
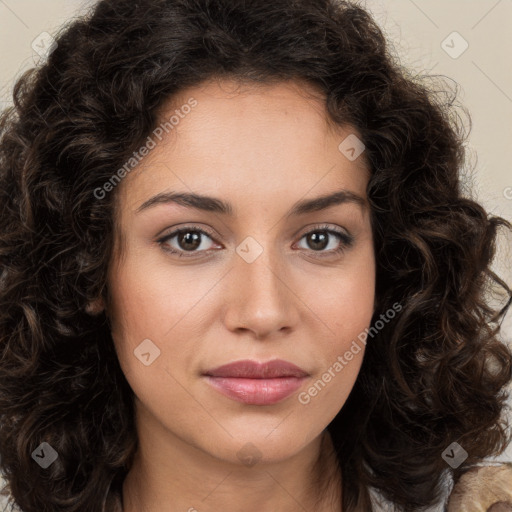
[157,224,354,260]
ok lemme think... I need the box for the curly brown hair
[1,0,511,511]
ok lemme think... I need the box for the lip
[202,359,309,405]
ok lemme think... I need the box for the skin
[99,78,376,512]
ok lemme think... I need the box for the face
[105,78,375,466]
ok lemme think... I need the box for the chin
[196,423,321,467]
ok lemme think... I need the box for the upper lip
[203,359,309,379]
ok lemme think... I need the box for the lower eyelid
[158,226,353,256]
[296,231,352,251]
[158,229,218,252]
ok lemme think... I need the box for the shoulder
[447,463,512,511]
[369,473,453,511]
[0,473,21,512]
[369,463,512,511]
[2,465,511,511]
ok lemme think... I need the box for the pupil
[309,232,328,250]
[179,231,201,251]
[176,231,330,252]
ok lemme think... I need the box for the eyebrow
[135,189,367,216]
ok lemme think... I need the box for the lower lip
[203,376,307,405]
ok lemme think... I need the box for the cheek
[315,250,376,350]
[107,232,376,427]
[108,253,204,344]
[297,287,372,424]
[106,265,191,413]
[300,250,375,413]
[106,252,218,393]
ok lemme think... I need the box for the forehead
[117,78,370,213]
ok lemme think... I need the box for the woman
[0,0,511,510]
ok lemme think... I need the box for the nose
[221,242,300,340]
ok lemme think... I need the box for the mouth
[202,359,309,405]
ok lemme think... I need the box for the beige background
[1,0,511,462]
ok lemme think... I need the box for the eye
[295,224,354,257]
[157,223,354,259]
[157,226,219,258]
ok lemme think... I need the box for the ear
[85,297,105,315]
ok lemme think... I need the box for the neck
[121,419,342,512]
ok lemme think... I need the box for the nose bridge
[224,233,298,336]
[236,234,285,305]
